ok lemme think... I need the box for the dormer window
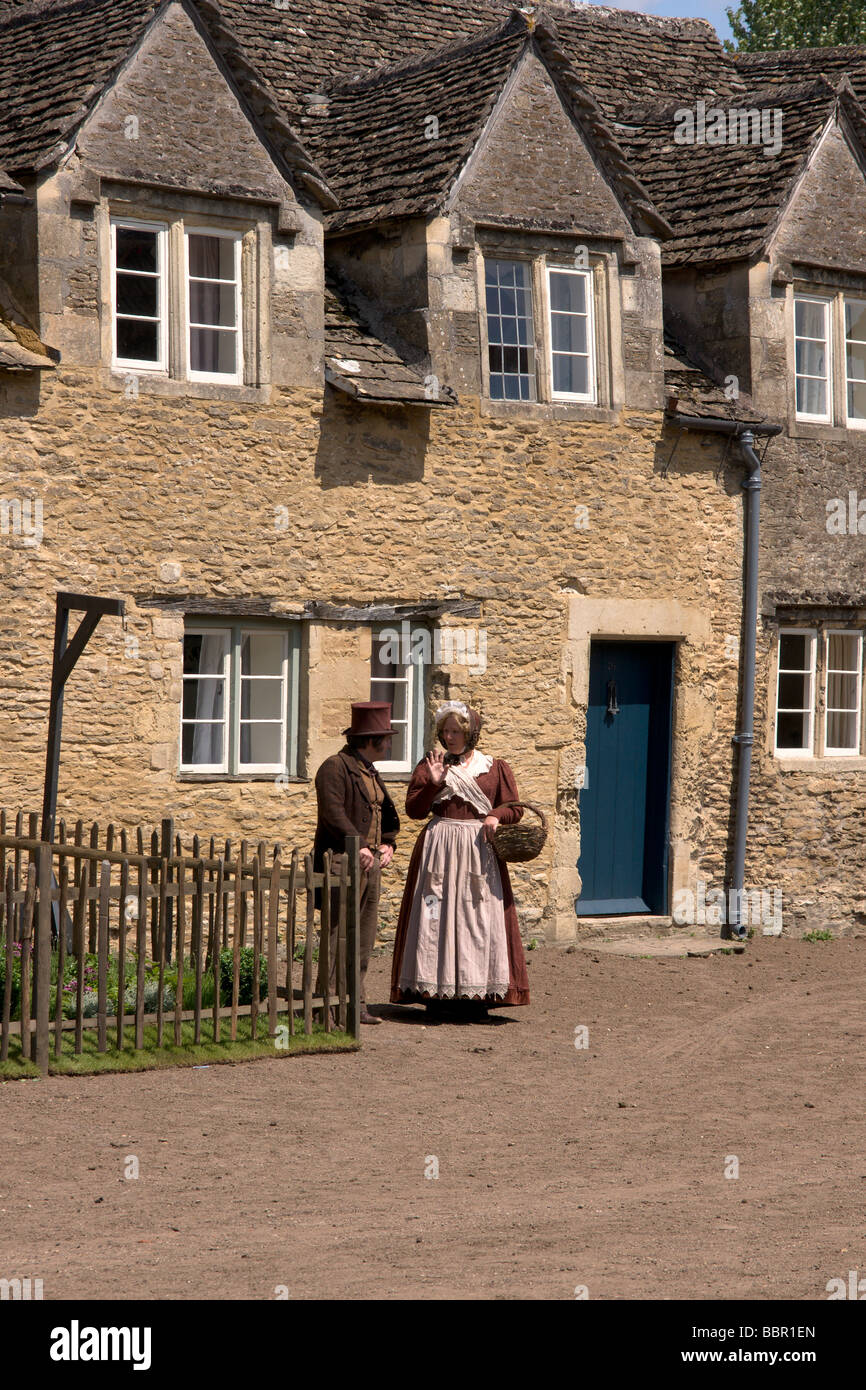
[185,230,243,383]
[485,259,536,400]
[111,220,168,370]
[110,214,248,386]
[482,251,600,407]
[793,289,866,428]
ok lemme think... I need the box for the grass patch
[802,929,834,943]
[0,1013,357,1080]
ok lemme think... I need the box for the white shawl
[432,750,494,818]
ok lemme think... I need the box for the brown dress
[390,756,531,1007]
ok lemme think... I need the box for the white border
[774,627,816,757]
[110,218,168,372]
[823,629,862,755]
[546,264,597,404]
[794,294,832,424]
[184,227,244,385]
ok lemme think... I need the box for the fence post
[34,842,52,1073]
[346,836,361,1041]
[161,817,174,962]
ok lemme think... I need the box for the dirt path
[1,937,863,1300]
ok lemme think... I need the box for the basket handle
[493,800,548,832]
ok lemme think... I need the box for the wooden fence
[0,810,361,1073]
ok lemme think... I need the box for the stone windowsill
[177,773,308,783]
[480,398,620,425]
[105,369,272,405]
[773,755,866,772]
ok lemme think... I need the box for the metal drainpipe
[665,414,781,938]
[729,430,762,940]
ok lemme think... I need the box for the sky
[593,1,735,43]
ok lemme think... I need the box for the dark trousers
[316,862,380,1004]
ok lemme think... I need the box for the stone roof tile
[324,273,457,406]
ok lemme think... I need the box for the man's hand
[426,748,448,786]
[482,814,499,843]
[359,846,375,872]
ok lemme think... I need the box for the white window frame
[237,628,290,774]
[843,296,866,430]
[483,256,537,403]
[180,622,300,775]
[180,626,231,773]
[774,627,816,757]
[370,624,427,775]
[546,264,597,404]
[184,227,244,385]
[823,629,863,756]
[794,294,832,424]
[110,218,168,372]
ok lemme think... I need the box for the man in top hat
[313,702,400,1023]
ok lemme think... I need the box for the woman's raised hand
[426,749,447,785]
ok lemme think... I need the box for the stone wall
[0,361,745,945]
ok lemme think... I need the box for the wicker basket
[491,801,548,863]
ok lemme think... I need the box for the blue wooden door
[577,641,674,916]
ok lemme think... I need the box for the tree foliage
[726,0,866,52]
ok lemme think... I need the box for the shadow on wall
[652,431,742,496]
[314,387,430,489]
[0,373,44,420]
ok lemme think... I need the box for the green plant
[527,938,538,951]
[293,939,318,963]
[218,947,268,1005]
[803,929,833,942]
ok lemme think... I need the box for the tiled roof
[663,332,760,424]
[735,45,866,108]
[620,80,840,267]
[324,273,457,406]
[305,10,671,236]
[0,0,335,205]
[0,168,24,192]
[0,308,54,369]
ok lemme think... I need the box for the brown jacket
[313,746,400,869]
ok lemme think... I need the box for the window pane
[796,375,826,416]
[485,259,535,400]
[779,633,808,669]
[553,354,589,396]
[240,679,283,720]
[116,318,158,362]
[182,722,223,766]
[795,299,826,339]
[795,339,826,377]
[190,327,237,375]
[370,679,408,722]
[551,312,588,355]
[849,381,866,420]
[116,227,158,274]
[190,280,237,328]
[846,299,866,341]
[550,271,587,314]
[241,631,284,676]
[827,710,857,749]
[184,633,227,675]
[776,711,809,749]
[188,234,235,281]
[827,632,859,672]
[182,678,225,720]
[240,722,282,765]
[778,672,808,709]
[847,341,866,383]
[116,272,158,319]
[827,671,858,711]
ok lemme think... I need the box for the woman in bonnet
[390,701,530,1016]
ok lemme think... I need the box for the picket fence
[0,810,361,1073]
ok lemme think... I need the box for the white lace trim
[401,980,509,1000]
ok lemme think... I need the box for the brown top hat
[342,702,395,738]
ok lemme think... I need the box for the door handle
[606,679,620,718]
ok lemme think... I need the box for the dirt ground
[1,935,863,1301]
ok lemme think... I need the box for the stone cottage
[0,0,863,941]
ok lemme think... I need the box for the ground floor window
[181,622,300,774]
[369,622,429,773]
[774,625,863,756]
